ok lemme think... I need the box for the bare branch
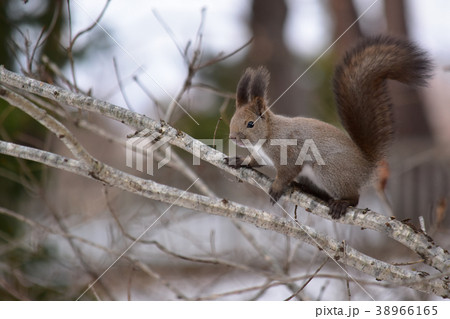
[41,55,76,91]
[0,205,187,300]
[196,37,253,70]
[113,57,135,111]
[0,84,97,167]
[132,75,163,117]
[284,258,329,301]
[67,0,112,90]
[0,66,447,277]
[28,1,62,73]
[196,273,390,301]
[0,140,448,297]
[152,9,189,65]
[68,0,112,51]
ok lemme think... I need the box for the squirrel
[225,35,432,219]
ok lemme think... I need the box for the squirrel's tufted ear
[250,66,270,101]
[250,66,270,114]
[236,68,253,107]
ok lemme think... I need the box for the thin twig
[28,0,61,73]
[196,272,389,301]
[104,188,271,277]
[69,0,111,48]
[191,83,235,99]
[249,279,272,301]
[343,240,351,301]
[132,75,163,118]
[1,141,447,297]
[212,117,222,149]
[1,67,448,276]
[0,85,97,167]
[196,37,253,70]
[113,57,135,111]
[67,0,111,91]
[0,205,187,300]
[127,266,134,301]
[1,68,450,297]
[317,280,330,301]
[41,55,76,91]
[152,9,189,65]
[284,258,329,301]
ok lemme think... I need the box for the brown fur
[227,36,432,219]
[334,36,432,162]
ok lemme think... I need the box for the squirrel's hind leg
[290,177,332,202]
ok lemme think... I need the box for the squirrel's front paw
[225,156,246,168]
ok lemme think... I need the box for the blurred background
[0,0,449,300]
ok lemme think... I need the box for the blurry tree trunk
[247,0,304,116]
[328,0,447,221]
[329,0,362,59]
[385,0,431,138]
[384,0,408,35]
[0,0,14,70]
[384,0,447,223]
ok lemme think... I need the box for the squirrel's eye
[247,121,254,128]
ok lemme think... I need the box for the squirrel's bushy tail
[333,36,432,163]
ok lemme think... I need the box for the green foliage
[0,0,107,300]
[0,99,46,207]
[307,53,341,126]
[176,111,230,140]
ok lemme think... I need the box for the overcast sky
[65,0,450,117]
